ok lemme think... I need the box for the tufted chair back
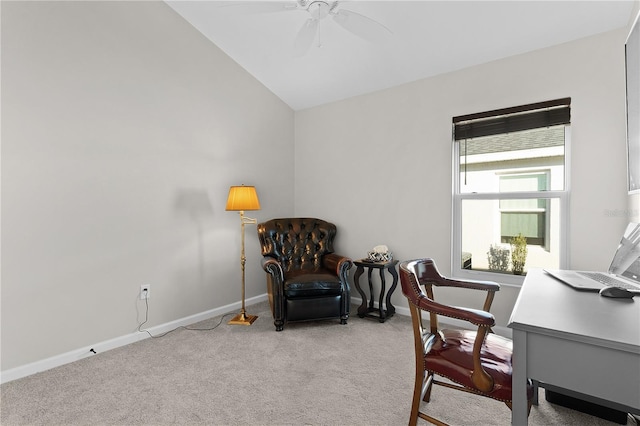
[257,218,336,274]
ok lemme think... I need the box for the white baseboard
[0,294,268,384]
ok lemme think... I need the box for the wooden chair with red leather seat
[399,258,533,425]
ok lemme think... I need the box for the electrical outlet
[140,284,150,300]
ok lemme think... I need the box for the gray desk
[508,269,640,425]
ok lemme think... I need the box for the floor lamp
[226,185,261,325]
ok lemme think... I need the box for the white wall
[295,28,631,328]
[1,1,294,373]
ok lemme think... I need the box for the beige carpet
[1,301,636,425]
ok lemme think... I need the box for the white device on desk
[544,222,640,295]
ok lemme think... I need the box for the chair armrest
[437,277,500,293]
[417,258,499,312]
[437,277,499,313]
[261,257,283,281]
[418,257,500,292]
[413,296,496,328]
[323,253,352,276]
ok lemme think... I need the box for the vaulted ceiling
[166,1,637,110]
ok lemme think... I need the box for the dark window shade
[454,98,571,141]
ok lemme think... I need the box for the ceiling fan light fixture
[307,1,332,20]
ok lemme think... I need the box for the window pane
[459,126,565,193]
[460,198,561,274]
[500,212,545,245]
[500,173,547,192]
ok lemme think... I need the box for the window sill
[451,268,526,287]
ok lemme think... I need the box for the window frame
[451,124,571,286]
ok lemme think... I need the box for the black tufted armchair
[257,218,352,331]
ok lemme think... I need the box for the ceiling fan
[225,1,393,56]
[293,0,392,55]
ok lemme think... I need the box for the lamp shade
[225,185,261,211]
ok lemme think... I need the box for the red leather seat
[399,258,534,425]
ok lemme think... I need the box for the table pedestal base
[353,259,398,323]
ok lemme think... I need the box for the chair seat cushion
[284,269,342,298]
[425,329,533,403]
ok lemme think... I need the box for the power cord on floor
[137,294,236,338]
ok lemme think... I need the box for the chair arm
[413,295,496,328]
[436,277,500,293]
[419,259,500,312]
[261,257,283,281]
[437,278,499,313]
[420,295,497,392]
[419,257,500,292]
[323,253,353,277]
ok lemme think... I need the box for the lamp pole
[228,210,258,325]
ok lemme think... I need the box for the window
[452,99,570,283]
[499,172,549,246]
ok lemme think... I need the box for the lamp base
[228,312,258,326]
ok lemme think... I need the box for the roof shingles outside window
[461,126,565,157]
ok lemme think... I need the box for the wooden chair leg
[423,372,434,402]
[409,371,424,426]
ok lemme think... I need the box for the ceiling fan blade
[293,18,319,57]
[219,1,298,14]
[332,9,392,43]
